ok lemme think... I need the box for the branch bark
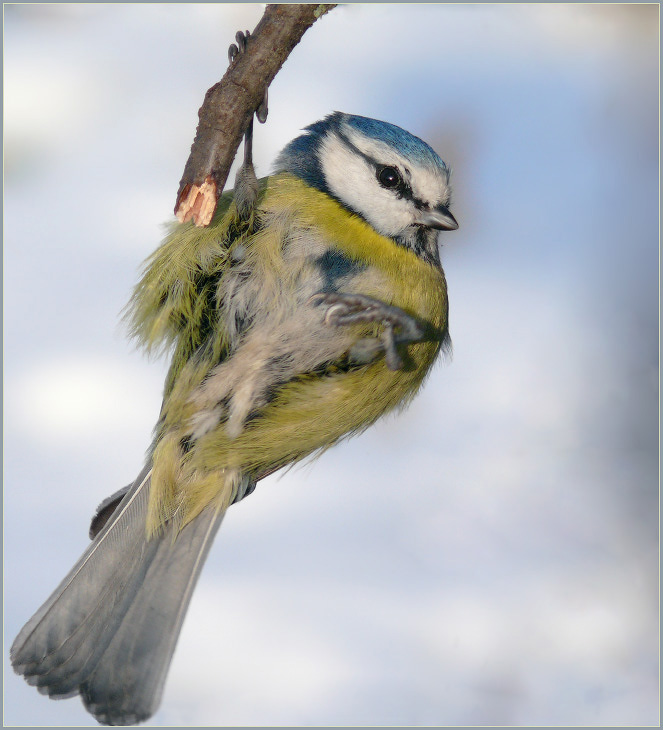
[175,3,336,227]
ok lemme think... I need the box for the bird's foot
[311,292,425,371]
[228,30,268,221]
[228,30,269,126]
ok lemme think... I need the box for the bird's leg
[311,292,426,371]
[228,31,269,219]
[228,30,269,154]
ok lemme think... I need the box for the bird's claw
[228,30,250,64]
[228,30,268,125]
[256,90,269,124]
[227,29,268,221]
[311,292,425,371]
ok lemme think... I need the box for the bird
[10,109,458,726]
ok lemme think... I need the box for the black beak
[415,204,459,231]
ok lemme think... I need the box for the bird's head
[275,112,458,263]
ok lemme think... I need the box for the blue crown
[274,112,448,192]
[332,113,447,172]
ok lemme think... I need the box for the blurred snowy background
[3,3,659,726]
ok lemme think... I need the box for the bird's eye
[377,166,401,189]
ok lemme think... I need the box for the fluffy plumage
[11,112,457,725]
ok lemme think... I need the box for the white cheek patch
[319,133,368,203]
[319,133,416,238]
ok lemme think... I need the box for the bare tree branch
[175,3,336,227]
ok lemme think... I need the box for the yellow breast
[148,174,449,533]
[262,173,449,329]
[195,175,449,474]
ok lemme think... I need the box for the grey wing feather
[10,465,225,726]
[89,485,131,539]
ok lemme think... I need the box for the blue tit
[11,111,458,725]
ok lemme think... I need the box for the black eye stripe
[336,129,429,207]
[338,130,408,189]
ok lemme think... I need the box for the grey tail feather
[10,465,225,726]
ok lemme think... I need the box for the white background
[4,4,659,726]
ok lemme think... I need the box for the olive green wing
[125,181,268,397]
